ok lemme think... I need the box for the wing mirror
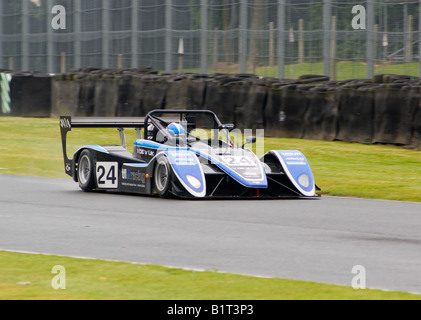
[242,136,257,149]
[219,124,235,131]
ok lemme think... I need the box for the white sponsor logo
[52,265,66,290]
[352,265,367,289]
[220,156,255,167]
[52,5,66,30]
[352,5,366,30]
[60,118,71,129]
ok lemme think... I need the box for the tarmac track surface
[1,174,421,294]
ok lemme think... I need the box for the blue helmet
[166,123,185,136]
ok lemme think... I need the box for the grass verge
[1,251,420,300]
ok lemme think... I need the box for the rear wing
[60,116,146,174]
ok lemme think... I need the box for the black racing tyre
[154,156,172,198]
[77,149,95,192]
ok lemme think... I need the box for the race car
[60,109,319,199]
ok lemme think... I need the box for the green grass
[193,61,421,81]
[1,117,420,202]
[257,61,421,81]
[1,251,419,300]
[1,117,421,300]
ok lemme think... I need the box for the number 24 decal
[96,162,118,189]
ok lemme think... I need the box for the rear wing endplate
[60,116,146,175]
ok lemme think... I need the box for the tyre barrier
[202,78,235,124]
[303,87,339,141]
[336,85,375,144]
[10,72,52,117]
[373,85,415,146]
[3,69,421,150]
[412,93,421,150]
[278,84,309,139]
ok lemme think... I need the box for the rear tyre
[154,156,172,198]
[77,149,95,192]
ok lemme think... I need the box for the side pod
[267,150,316,197]
[164,150,206,198]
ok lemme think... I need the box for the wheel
[77,149,95,192]
[154,156,172,198]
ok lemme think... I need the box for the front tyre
[77,149,95,192]
[154,156,172,198]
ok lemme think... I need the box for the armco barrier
[3,69,421,150]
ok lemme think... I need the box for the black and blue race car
[60,109,319,199]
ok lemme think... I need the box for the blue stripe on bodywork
[75,145,109,155]
[134,139,267,188]
[124,163,149,168]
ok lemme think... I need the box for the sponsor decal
[121,165,147,189]
[273,150,315,196]
[136,147,156,158]
[60,117,71,129]
[96,162,118,189]
[218,154,265,182]
[122,168,146,183]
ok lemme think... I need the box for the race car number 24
[96,162,118,189]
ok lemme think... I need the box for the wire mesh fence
[1,0,421,80]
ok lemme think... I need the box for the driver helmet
[166,123,187,145]
[166,123,186,136]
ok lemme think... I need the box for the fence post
[406,14,413,63]
[298,19,304,64]
[61,52,66,74]
[330,16,337,80]
[419,0,421,76]
[269,22,274,67]
[213,29,218,71]
[131,0,139,69]
[323,0,331,77]
[22,0,29,71]
[277,0,286,79]
[0,3,3,69]
[374,24,378,65]
[47,0,54,73]
[74,0,82,70]
[239,0,248,74]
[102,0,110,68]
[165,0,173,73]
[366,0,374,79]
[201,0,208,74]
